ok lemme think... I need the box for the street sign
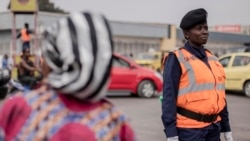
[11,0,37,12]
[215,25,241,33]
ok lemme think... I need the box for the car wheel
[243,81,250,97]
[137,80,155,98]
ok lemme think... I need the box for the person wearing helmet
[0,69,11,99]
[0,12,135,141]
[161,8,233,141]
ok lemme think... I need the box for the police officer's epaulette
[168,47,183,53]
[204,48,215,56]
[204,48,212,53]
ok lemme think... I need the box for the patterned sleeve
[0,99,10,141]
[0,95,31,140]
[120,122,136,141]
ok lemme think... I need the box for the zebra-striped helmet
[42,12,113,102]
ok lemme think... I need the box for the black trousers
[177,122,221,141]
[22,41,30,51]
[18,76,38,89]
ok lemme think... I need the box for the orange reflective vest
[21,28,31,42]
[174,48,226,128]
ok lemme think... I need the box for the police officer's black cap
[180,8,207,30]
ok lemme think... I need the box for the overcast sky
[1,0,250,26]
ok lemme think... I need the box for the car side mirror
[222,64,227,67]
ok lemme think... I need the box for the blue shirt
[2,59,8,69]
[161,42,231,138]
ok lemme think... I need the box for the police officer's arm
[20,59,37,72]
[161,52,181,138]
[219,101,231,132]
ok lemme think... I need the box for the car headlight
[154,71,163,82]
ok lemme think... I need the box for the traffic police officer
[161,8,233,141]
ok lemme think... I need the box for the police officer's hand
[224,132,233,141]
[167,136,179,141]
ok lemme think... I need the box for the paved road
[109,96,165,141]
[109,92,250,141]
[0,92,249,141]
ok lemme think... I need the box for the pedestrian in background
[17,48,40,89]
[0,12,135,141]
[7,54,14,71]
[1,54,8,70]
[16,23,33,51]
[1,54,14,71]
[161,8,233,141]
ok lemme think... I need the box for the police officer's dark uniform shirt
[161,42,231,138]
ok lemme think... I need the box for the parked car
[135,51,169,73]
[218,52,250,97]
[108,53,163,98]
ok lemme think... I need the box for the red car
[108,53,163,98]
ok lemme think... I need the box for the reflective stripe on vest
[21,29,30,42]
[174,48,226,128]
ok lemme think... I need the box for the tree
[7,0,67,14]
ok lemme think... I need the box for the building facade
[0,11,176,58]
[176,29,250,56]
[0,11,250,58]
